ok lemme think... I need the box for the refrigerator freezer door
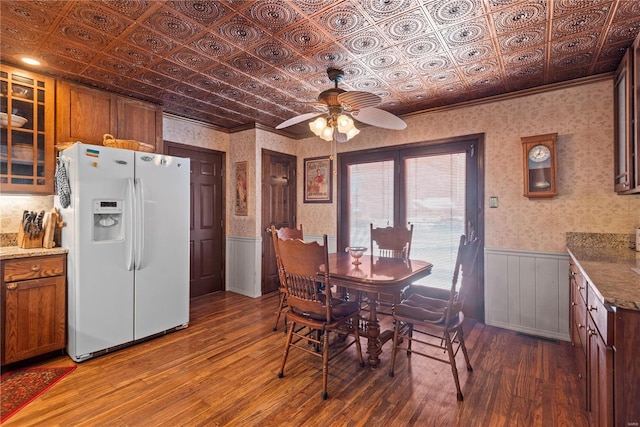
[133,153,190,339]
[62,144,136,359]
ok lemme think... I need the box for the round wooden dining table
[327,252,433,367]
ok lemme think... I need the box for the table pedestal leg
[366,292,381,367]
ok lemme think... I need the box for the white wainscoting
[485,248,570,341]
[226,236,261,298]
[225,234,337,298]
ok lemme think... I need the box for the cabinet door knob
[588,305,597,312]
[31,265,40,272]
[6,282,17,290]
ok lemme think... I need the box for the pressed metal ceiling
[1,0,639,137]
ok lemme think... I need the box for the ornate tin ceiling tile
[217,15,266,47]
[492,2,547,34]
[315,4,368,35]
[381,10,432,41]
[278,22,327,53]
[143,7,203,40]
[168,0,231,26]
[440,19,490,46]
[242,0,302,34]
[190,33,237,58]
[426,0,483,27]
[127,27,177,55]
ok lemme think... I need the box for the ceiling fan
[275,67,407,142]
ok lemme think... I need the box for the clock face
[528,144,551,162]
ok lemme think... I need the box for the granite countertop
[567,245,640,311]
[0,246,68,260]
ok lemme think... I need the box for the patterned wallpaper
[2,79,639,254]
[295,78,640,253]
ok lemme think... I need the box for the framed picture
[234,161,248,216]
[304,156,332,203]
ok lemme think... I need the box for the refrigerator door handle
[126,178,135,271]
[134,178,145,270]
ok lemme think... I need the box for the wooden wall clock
[522,133,557,199]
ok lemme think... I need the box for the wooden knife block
[17,225,44,248]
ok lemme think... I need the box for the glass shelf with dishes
[0,65,54,193]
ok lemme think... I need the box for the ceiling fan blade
[338,91,381,110]
[351,107,407,130]
[275,112,322,129]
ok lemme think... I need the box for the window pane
[348,161,394,247]
[406,153,466,288]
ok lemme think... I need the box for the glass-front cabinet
[614,32,640,195]
[0,65,54,194]
[614,50,633,193]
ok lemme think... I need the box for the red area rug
[1,366,76,422]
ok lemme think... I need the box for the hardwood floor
[3,291,590,426]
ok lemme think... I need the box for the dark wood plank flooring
[2,291,590,426]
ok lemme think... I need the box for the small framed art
[234,161,248,216]
[304,156,332,203]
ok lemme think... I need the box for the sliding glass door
[338,134,484,320]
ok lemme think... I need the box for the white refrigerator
[56,142,190,362]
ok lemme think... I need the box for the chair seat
[405,293,447,308]
[291,300,359,322]
[394,301,446,323]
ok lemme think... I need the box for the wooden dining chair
[367,223,414,315]
[388,234,477,401]
[370,223,413,259]
[275,235,364,400]
[270,224,304,332]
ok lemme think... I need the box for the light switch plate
[489,196,498,208]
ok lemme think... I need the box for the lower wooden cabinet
[569,259,640,427]
[614,309,640,427]
[1,254,66,365]
[587,315,613,426]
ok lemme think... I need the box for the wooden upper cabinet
[117,96,163,151]
[56,81,117,146]
[56,80,162,151]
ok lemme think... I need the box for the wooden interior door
[166,142,225,298]
[261,150,297,295]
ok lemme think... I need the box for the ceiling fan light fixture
[320,125,334,141]
[337,114,359,140]
[336,114,352,130]
[346,126,360,140]
[278,68,404,140]
[309,116,327,136]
